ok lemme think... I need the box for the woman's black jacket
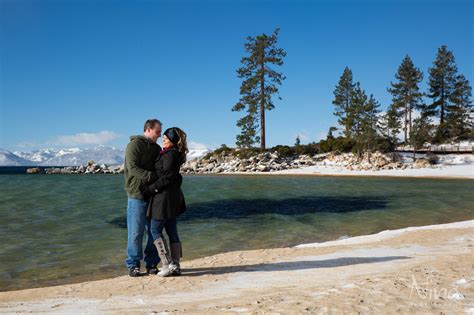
[144,148,186,220]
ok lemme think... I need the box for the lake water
[0,173,472,291]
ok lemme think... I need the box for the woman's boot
[153,238,178,277]
[170,242,182,275]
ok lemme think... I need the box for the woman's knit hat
[163,127,180,145]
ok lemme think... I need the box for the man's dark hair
[143,119,162,132]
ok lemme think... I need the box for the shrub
[234,147,260,159]
[372,137,396,153]
[202,144,233,160]
[270,145,294,157]
[331,137,355,153]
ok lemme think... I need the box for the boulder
[26,167,42,174]
[426,153,439,165]
[414,158,430,168]
[256,164,269,172]
[374,158,389,168]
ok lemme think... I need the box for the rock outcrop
[180,151,429,174]
[26,167,43,174]
[39,161,124,175]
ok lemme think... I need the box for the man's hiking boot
[128,267,142,277]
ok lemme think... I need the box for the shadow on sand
[180,255,410,277]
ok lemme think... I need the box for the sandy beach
[272,163,474,179]
[1,220,472,314]
[222,164,474,179]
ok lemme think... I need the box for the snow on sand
[274,160,474,178]
[225,153,474,178]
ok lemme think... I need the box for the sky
[1,0,472,152]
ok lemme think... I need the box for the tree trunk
[260,48,266,152]
[408,102,412,141]
[404,105,408,144]
[345,92,349,138]
[440,79,445,124]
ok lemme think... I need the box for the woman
[143,127,188,277]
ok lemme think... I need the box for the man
[124,119,162,277]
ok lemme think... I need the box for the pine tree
[333,67,355,138]
[445,74,473,140]
[426,45,458,142]
[387,55,424,144]
[295,136,301,146]
[350,82,368,156]
[327,126,337,139]
[363,94,381,152]
[235,113,260,147]
[232,28,286,150]
[410,114,433,159]
[378,104,402,146]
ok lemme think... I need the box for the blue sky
[1,0,472,151]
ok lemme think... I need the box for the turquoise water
[0,174,473,291]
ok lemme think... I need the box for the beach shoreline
[1,220,472,313]
[184,163,474,179]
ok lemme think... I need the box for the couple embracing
[123,119,187,277]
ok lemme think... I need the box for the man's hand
[140,185,156,199]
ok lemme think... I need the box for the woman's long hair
[173,127,188,163]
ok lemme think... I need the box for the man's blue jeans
[125,198,160,270]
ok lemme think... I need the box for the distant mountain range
[0,145,211,166]
[0,149,33,166]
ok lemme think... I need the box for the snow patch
[448,292,465,301]
[295,220,474,248]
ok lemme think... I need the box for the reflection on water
[0,174,472,291]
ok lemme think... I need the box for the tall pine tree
[446,74,473,140]
[387,55,424,144]
[333,67,355,138]
[350,82,368,156]
[232,28,286,150]
[426,45,458,142]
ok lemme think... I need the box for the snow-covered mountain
[11,146,126,166]
[188,148,212,160]
[187,142,212,160]
[1,143,212,166]
[14,148,81,164]
[0,149,34,166]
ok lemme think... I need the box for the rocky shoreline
[26,160,124,175]
[180,151,436,174]
[24,151,448,175]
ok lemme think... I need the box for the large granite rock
[180,151,434,174]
